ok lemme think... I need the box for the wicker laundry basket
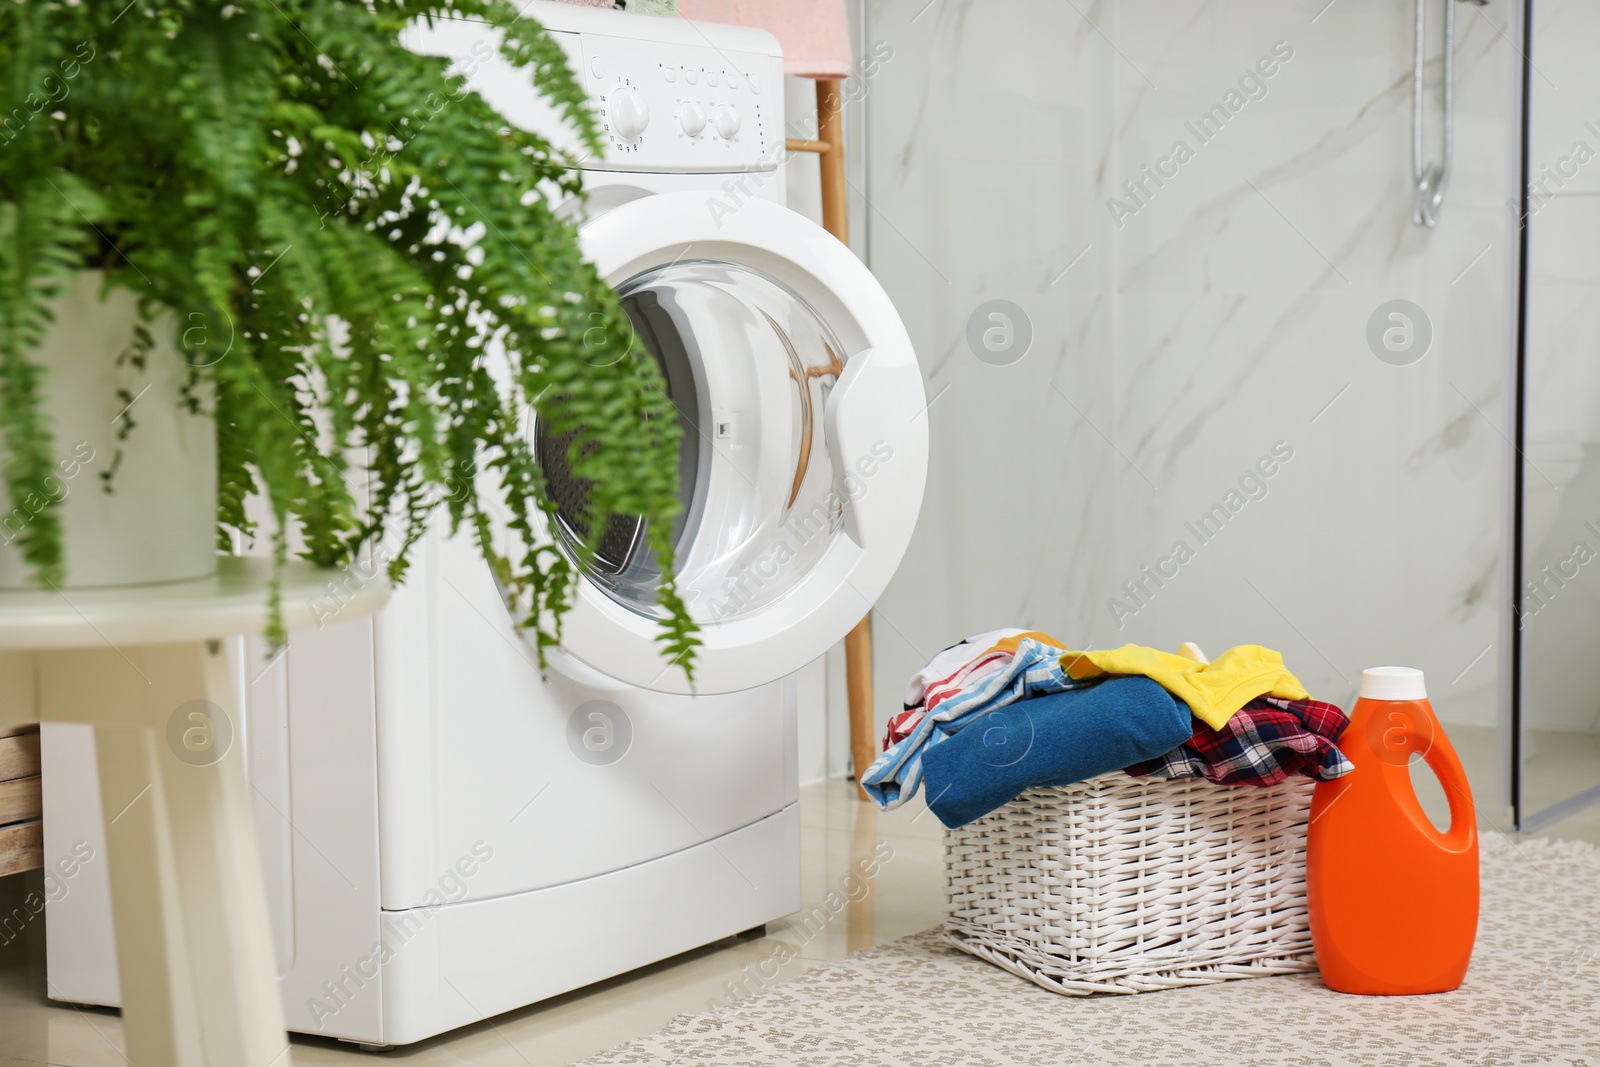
[943,774,1317,995]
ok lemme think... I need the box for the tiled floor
[3,771,1598,1067]
[0,780,948,1066]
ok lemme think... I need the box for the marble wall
[861,0,1520,782]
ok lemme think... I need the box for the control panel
[403,7,786,177]
[573,32,784,174]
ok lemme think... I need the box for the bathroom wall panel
[862,0,1120,723]
[1523,0,1600,199]
[1104,0,1511,731]
[862,0,1517,758]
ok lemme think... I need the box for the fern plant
[0,1,699,674]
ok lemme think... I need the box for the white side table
[0,557,386,1066]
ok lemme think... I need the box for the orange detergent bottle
[1307,666,1478,994]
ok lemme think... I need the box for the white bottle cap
[1359,666,1427,701]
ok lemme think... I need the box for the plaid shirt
[1126,695,1353,786]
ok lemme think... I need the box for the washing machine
[40,1,926,1049]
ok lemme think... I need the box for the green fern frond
[0,0,698,673]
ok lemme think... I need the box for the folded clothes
[1126,695,1353,786]
[861,633,1083,810]
[867,632,1322,813]
[922,677,1194,829]
[1058,644,1311,730]
[885,629,1060,750]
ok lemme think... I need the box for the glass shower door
[1513,0,1600,832]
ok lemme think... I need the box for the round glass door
[535,191,926,694]
[537,261,853,624]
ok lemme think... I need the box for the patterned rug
[578,833,1600,1066]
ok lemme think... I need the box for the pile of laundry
[859,630,1354,829]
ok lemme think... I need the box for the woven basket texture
[944,774,1317,995]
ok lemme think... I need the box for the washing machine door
[537,191,927,694]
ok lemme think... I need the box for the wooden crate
[0,725,42,877]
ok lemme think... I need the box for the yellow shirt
[1057,644,1309,730]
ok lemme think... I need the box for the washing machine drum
[529,192,928,695]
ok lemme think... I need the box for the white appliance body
[42,0,926,1049]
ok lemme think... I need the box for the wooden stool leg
[815,78,849,244]
[845,617,876,789]
[93,721,206,1066]
[150,643,292,1066]
[813,77,878,789]
[45,644,292,1067]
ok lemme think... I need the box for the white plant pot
[0,271,217,588]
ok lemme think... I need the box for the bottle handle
[1378,699,1474,850]
[1418,714,1475,851]
[1376,700,1472,851]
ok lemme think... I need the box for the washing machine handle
[823,348,902,549]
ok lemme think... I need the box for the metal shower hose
[1413,0,1490,227]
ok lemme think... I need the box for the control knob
[608,87,650,140]
[679,103,707,138]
